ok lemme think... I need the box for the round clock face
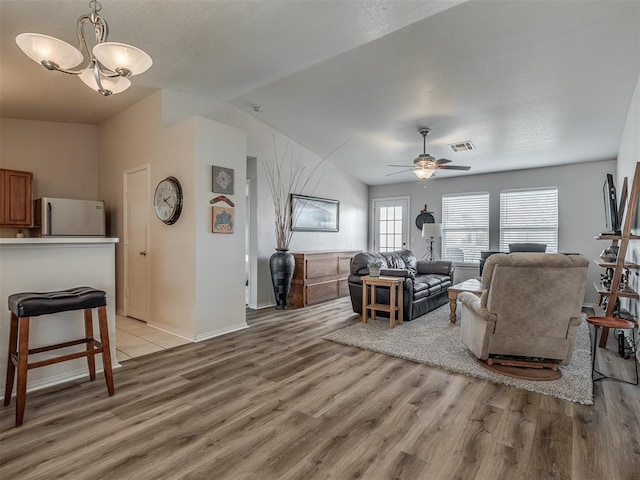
[154,176,183,225]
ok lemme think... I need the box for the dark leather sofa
[348,250,454,322]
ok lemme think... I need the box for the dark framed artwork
[212,165,234,194]
[290,194,339,232]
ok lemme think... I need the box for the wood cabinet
[288,250,360,308]
[0,169,33,227]
[594,162,639,347]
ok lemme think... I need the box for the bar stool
[587,316,638,385]
[4,287,115,426]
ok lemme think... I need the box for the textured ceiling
[1,0,639,185]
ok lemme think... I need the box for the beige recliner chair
[459,253,589,366]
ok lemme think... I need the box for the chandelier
[15,0,152,96]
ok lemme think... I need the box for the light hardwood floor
[1,298,639,480]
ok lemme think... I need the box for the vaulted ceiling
[1,1,638,185]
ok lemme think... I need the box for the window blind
[442,192,489,263]
[499,187,558,253]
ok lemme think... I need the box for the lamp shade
[79,67,131,94]
[413,167,435,180]
[16,33,83,69]
[422,223,442,238]
[93,42,153,75]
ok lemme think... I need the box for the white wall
[99,93,251,339]
[0,118,99,237]
[161,90,369,308]
[615,73,639,361]
[194,117,247,338]
[369,160,617,304]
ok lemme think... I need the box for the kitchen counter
[0,238,119,396]
[0,237,119,245]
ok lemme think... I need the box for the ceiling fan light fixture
[413,167,436,180]
[15,0,151,95]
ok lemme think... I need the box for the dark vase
[270,248,295,310]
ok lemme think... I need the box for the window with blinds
[441,192,490,263]
[499,187,558,253]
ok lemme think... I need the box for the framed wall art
[290,194,339,232]
[212,165,234,194]
[212,206,234,233]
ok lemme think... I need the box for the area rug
[323,305,593,405]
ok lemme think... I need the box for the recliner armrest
[459,291,495,322]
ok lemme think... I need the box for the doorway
[123,165,150,321]
[371,197,410,252]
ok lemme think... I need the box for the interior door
[372,197,410,252]
[124,166,149,321]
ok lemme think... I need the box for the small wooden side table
[447,278,484,324]
[362,275,404,329]
[587,316,638,385]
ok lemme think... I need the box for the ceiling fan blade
[438,165,471,171]
[435,158,452,165]
[388,164,415,168]
[385,169,413,176]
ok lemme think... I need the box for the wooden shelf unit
[288,250,359,308]
[594,162,640,347]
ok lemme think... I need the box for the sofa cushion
[413,283,431,300]
[350,251,389,275]
[382,251,407,269]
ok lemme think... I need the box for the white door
[372,197,410,252]
[124,165,149,321]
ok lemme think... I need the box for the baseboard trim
[144,322,194,342]
[195,322,249,342]
[1,361,122,399]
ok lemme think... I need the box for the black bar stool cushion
[8,287,107,318]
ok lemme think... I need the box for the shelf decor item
[599,246,618,262]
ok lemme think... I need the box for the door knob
[139,251,147,256]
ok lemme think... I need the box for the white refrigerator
[35,197,106,237]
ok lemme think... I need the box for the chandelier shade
[16,33,83,69]
[79,67,131,95]
[14,1,151,96]
[93,42,153,76]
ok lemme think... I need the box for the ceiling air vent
[449,141,475,153]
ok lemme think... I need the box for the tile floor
[115,315,191,362]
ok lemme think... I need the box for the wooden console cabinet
[0,168,33,227]
[288,250,360,308]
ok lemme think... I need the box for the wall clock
[154,176,183,225]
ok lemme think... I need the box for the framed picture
[212,165,234,194]
[212,206,234,233]
[290,194,339,232]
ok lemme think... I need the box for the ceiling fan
[388,128,471,179]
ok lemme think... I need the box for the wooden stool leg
[3,313,19,406]
[84,309,96,381]
[97,306,115,396]
[16,317,30,427]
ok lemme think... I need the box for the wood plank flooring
[1,298,639,480]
